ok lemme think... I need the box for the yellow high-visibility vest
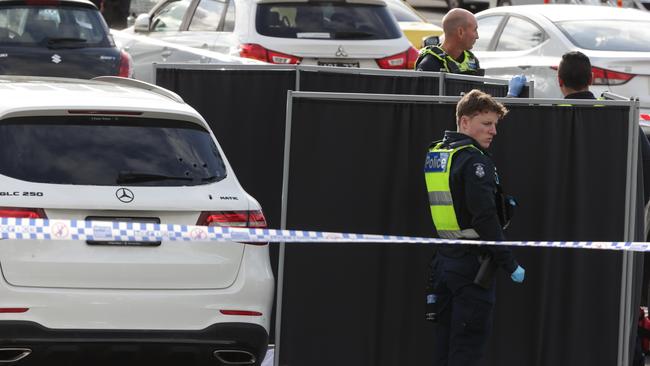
[424,141,480,239]
[415,45,479,74]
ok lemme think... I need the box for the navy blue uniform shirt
[435,131,519,277]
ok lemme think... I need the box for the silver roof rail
[91,76,184,104]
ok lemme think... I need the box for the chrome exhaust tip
[213,349,256,365]
[0,348,31,363]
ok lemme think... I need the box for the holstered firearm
[473,254,498,289]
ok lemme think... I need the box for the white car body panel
[112,29,260,83]
[474,5,650,116]
[0,77,274,336]
[0,245,274,330]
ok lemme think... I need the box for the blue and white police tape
[0,217,649,252]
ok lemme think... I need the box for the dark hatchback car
[0,0,132,78]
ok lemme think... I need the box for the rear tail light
[377,50,410,69]
[0,207,47,219]
[239,44,301,64]
[197,210,267,245]
[118,49,133,78]
[552,65,635,86]
[220,309,263,316]
[68,110,142,115]
[591,66,634,85]
[641,114,650,121]
[0,308,29,313]
[406,46,419,69]
[197,210,267,228]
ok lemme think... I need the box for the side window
[221,0,235,32]
[151,0,191,32]
[474,15,503,51]
[496,16,545,51]
[188,0,225,31]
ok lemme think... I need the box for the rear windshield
[256,3,402,40]
[0,116,227,186]
[556,20,650,52]
[0,5,110,47]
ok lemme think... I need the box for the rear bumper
[0,321,268,366]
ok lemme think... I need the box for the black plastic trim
[0,321,268,366]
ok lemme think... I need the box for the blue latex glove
[507,74,527,97]
[511,265,525,283]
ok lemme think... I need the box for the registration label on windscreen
[297,32,331,39]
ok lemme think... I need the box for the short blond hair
[456,89,508,124]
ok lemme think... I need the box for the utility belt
[436,243,484,258]
[436,244,495,289]
[434,191,516,290]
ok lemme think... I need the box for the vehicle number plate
[86,216,161,246]
[317,61,360,68]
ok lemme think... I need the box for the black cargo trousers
[430,252,495,366]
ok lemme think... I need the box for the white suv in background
[112,0,417,83]
[0,76,273,366]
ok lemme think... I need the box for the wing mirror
[422,35,440,48]
[134,14,151,33]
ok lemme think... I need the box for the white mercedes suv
[0,76,274,366]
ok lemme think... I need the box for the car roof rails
[91,76,184,104]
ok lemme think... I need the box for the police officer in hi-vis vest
[415,8,527,98]
[424,89,525,366]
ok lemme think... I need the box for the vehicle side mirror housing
[134,14,151,33]
[423,35,440,47]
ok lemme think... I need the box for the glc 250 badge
[0,191,43,197]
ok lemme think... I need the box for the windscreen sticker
[296,32,331,39]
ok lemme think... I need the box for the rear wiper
[333,31,374,39]
[117,171,194,184]
[46,37,87,49]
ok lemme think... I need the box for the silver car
[473,4,650,123]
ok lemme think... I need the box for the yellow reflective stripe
[424,144,478,234]
[558,103,605,107]
[418,47,473,72]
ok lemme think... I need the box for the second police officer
[415,8,527,98]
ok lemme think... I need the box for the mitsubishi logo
[335,46,348,58]
[115,188,134,203]
[51,54,62,64]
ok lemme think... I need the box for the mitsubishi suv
[112,0,417,83]
[0,76,273,366]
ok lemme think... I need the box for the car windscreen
[385,1,422,22]
[256,2,402,40]
[0,116,227,186]
[0,5,109,47]
[556,20,650,52]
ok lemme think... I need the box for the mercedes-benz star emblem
[335,46,348,58]
[115,188,134,203]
